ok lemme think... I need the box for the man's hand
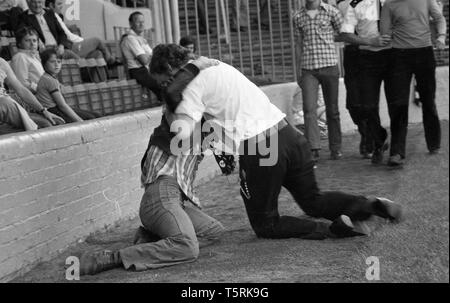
[42,110,65,125]
[191,56,220,70]
[56,44,65,56]
[436,36,446,50]
[369,35,391,47]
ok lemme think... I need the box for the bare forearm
[339,33,372,46]
[16,86,45,111]
[59,103,83,122]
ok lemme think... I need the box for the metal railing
[109,0,150,8]
[179,0,304,85]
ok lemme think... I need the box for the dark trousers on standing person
[129,67,162,101]
[358,49,389,157]
[385,47,440,158]
[238,122,377,240]
[343,45,373,156]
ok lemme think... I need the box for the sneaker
[329,215,367,238]
[371,197,403,223]
[429,148,440,155]
[371,140,389,165]
[80,250,122,276]
[387,154,405,168]
[330,151,343,160]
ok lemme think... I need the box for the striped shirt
[293,1,344,70]
[141,145,203,208]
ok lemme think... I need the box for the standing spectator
[11,26,44,93]
[381,0,447,167]
[230,0,249,32]
[120,11,161,100]
[293,0,344,162]
[36,48,99,123]
[18,0,79,59]
[339,0,392,164]
[337,0,373,159]
[1,56,63,133]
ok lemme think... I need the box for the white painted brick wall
[0,107,221,282]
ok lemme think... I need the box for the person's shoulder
[292,8,305,19]
[324,2,342,14]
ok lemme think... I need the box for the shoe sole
[374,198,403,223]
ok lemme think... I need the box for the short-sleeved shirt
[293,1,343,70]
[121,29,153,70]
[36,72,62,108]
[340,0,390,52]
[174,62,286,154]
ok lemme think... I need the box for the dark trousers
[48,107,100,123]
[358,49,389,149]
[238,124,374,239]
[343,45,373,153]
[385,47,440,157]
[129,67,162,101]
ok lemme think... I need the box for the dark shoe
[80,250,122,276]
[429,148,440,155]
[362,152,373,159]
[312,149,320,163]
[329,215,367,238]
[330,150,343,160]
[371,140,389,165]
[370,197,403,223]
[133,226,160,244]
[387,154,405,168]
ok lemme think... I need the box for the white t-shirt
[175,62,286,154]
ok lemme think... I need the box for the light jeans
[119,176,224,271]
[299,65,342,152]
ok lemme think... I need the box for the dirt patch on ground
[13,122,449,283]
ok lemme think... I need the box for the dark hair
[15,27,39,49]
[129,11,144,23]
[150,44,190,74]
[40,48,61,67]
[179,36,196,51]
[45,0,55,7]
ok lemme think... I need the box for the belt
[252,118,289,144]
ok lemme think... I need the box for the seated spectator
[179,35,196,54]
[0,0,28,32]
[1,55,64,134]
[18,0,80,59]
[120,11,161,100]
[45,0,119,66]
[11,26,44,93]
[36,48,100,122]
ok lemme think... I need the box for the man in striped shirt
[78,57,226,276]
